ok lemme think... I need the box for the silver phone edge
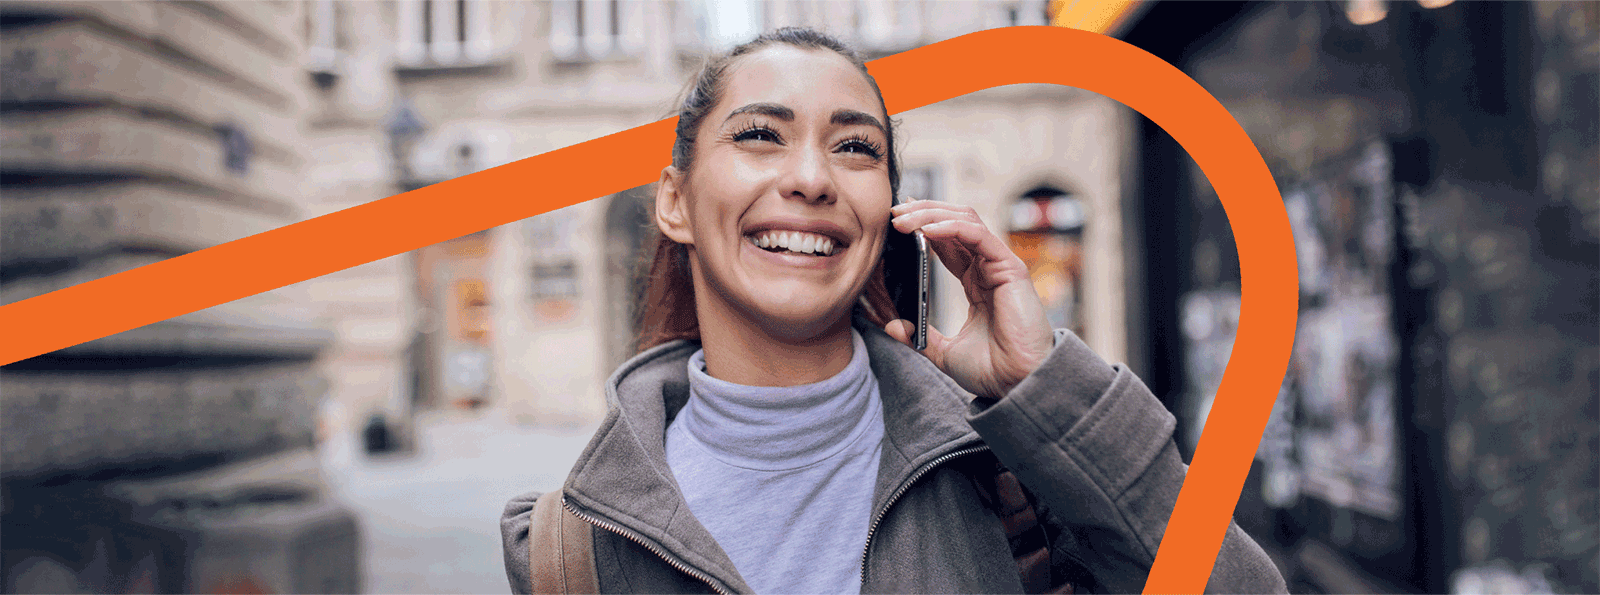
[914,230,929,351]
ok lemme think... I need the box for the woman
[502,27,1286,594]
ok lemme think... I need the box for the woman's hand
[884,198,1055,401]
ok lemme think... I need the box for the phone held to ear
[883,196,930,351]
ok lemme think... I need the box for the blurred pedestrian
[363,413,391,454]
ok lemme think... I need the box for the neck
[693,287,856,388]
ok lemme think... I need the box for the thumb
[884,319,950,371]
[884,319,915,347]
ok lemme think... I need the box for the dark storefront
[1122,2,1598,593]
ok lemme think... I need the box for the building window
[756,0,914,53]
[1008,186,1086,336]
[765,0,829,30]
[765,0,793,28]
[990,0,1049,29]
[550,0,645,61]
[693,0,761,51]
[525,207,582,322]
[406,128,511,184]
[857,0,894,49]
[308,0,344,74]
[894,0,925,47]
[398,0,492,67]
[602,190,654,371]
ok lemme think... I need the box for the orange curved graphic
[0,26,1297,594]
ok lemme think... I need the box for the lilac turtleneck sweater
[665,329,885,594]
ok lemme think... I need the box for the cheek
[848,175,895,228]
[731,156,773,186]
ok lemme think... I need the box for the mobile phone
[883,197,930,350]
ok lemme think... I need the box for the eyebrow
[725,103,794,122]
[830,109,887,135]
[723,103,886,136]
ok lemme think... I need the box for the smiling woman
[634,28,905,369]
[500,27,1287,595]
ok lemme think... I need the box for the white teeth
[747,230,840,256]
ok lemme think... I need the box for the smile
[747,230,840,257]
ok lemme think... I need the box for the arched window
[602,189,655,371]
[1007,185,1087,336]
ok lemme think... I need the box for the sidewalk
[319,408,598,594]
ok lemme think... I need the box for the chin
[746,296,857,343]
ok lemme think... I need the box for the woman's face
[663,45,893,341]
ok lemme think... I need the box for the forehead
[717,45,882,119]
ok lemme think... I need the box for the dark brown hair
[634,27,902,354]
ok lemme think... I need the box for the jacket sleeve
[501,491,542,595]
[965,329,1286,595]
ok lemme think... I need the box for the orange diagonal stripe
[1,26,1296,594]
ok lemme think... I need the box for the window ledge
[393,55,514,77]
[547,49,643,67]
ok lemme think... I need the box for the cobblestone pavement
[319,409,597,594]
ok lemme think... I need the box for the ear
[655,165,694,245]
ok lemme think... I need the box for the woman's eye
[734,127,780,143]
[838,140,882,159]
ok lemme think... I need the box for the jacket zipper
[561,495,734,595]
[858,444,991,585]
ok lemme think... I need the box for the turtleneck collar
[674,328,881,472]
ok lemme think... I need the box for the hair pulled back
[633,27,902,353]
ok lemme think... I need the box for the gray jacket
[501,320,1287,594]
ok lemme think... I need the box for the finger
[891,199,982,220]
[890,208,988,276]
[891,207,984,234]
[916,220,1023,270]
[927,234,977,280]
[885,319,914,347]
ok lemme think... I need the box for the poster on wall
[1180,141,1404,526]
[1285,142,1403,521]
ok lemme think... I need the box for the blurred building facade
[297,0,1148,437]
[1121,2,1598,593]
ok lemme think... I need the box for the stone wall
[0,1,330,482]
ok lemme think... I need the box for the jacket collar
[559,316,984,593]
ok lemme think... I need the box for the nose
[777,145,834,205]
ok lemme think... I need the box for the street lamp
[1345,0,1455,26]
[385,100,427,190]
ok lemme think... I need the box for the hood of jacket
[557,317,987,594]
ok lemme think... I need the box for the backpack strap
[968,455,1083,594]
[529,490,600,594]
